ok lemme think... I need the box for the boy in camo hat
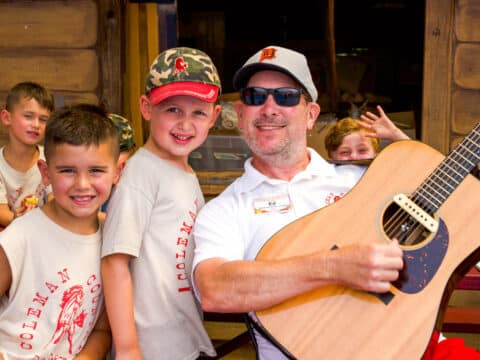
[101,47,220,359]
[98,113,136,218]
[108,113,136,168]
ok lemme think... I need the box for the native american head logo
[45,285,86,355]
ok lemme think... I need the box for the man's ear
[37,159,51,186]
[306,102,321,130]
[234,100,244,130]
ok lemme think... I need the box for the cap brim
[233,63,299,90]
[149,82,219,104]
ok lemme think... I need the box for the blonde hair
[324,117,380,157]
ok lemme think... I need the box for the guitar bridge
[393,194,438,232]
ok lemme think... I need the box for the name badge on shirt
[253,194,291,214]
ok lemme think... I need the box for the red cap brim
[149,82,219,104]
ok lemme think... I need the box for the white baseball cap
[233,45,318,102]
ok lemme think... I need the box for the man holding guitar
[192,45,405,359]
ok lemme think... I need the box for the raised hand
[359,105,410,141]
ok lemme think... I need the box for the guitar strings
[383,125,480,245]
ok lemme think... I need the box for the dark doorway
[177,0,424,137]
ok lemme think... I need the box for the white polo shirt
[193,148,366,269]
[192,148,366,360]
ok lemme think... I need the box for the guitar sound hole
[382,202,430,246]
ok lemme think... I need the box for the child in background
[108,113,136,173]
[0,104,120,358]
[325,117,380,161]
[0,82,55,227]
[101,47,221,359]
[325,105,410,161]
[98,113,136,220]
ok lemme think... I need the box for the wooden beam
[126,2,144,147]
[98,0,123,114]
[324,0,337,111]
[422,0,454,153]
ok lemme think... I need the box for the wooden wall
[2,1,478,154]
[423,0,480,153]
[0,1,163,149]
[0,0,122,144]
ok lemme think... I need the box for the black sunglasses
[240,87,304,107]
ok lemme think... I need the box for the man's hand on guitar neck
[325,239,404,293]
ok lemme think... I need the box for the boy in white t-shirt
[0,104,121,359]
[0,82,55,228]
[101,47,221,359]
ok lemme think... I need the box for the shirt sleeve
[101,182,154,258]
[191,193,245,299]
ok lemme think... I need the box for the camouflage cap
[145,47,221,105]
[108,113,136,152]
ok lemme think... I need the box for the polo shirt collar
[234,148,337,193]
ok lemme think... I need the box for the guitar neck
[413,123,480,213]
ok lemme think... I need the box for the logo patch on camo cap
[145,47,222,104]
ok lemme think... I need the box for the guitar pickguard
[334,219,448,304]
[393,219,449,293]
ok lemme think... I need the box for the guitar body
[255,140,480,359]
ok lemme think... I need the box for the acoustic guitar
[255,124,480,359]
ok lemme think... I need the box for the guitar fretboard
[413,123,480,213]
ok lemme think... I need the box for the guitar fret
[462,136,480,159]
[411,122,480,213]
[425,176,453,199]
[415,185,443,208]
[412,195,436,214]
[418,172,456,205]
[467,128,480,143]
[415,176,457,211]
[471,127,480,136]
[429,171,456,191]
[450,152,476,169]
[439,162,465,179]
[445,157,470,174]
[420,188,444,206]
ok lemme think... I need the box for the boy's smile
[141,95,220,170]
[39,142,120,233]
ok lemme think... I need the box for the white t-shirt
[0,146,51,210]
[102,147,216,360]
[192,148,366,360]
[0,208,103,359]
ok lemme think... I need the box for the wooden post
[98,0,123,115]
[324,0,337,112]
[125,2,159,147]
